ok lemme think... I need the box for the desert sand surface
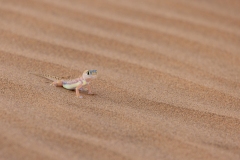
[0,0,240,159]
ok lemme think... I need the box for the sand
[0,0,240,159]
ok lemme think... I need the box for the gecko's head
[82,70,98,80]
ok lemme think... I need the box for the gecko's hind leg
[50,80,63,87]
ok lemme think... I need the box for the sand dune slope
[0,0,240,159]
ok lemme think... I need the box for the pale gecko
[30,70,98,98]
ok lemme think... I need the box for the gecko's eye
[87,71,90,75]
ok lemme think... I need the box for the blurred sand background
[0,0,240,159]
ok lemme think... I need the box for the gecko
[30,70,98,98]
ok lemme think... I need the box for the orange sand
[0,0,240,159]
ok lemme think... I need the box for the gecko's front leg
[76,84,83,98]
[87,84,94,95]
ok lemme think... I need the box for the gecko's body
[31,70,97,98]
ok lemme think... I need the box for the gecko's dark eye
[87,71,89,75]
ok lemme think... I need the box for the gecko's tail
[29,72,67,81]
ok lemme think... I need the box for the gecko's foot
[76,95,83,98]
[88,92,94,95]
[50,82,57,86]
